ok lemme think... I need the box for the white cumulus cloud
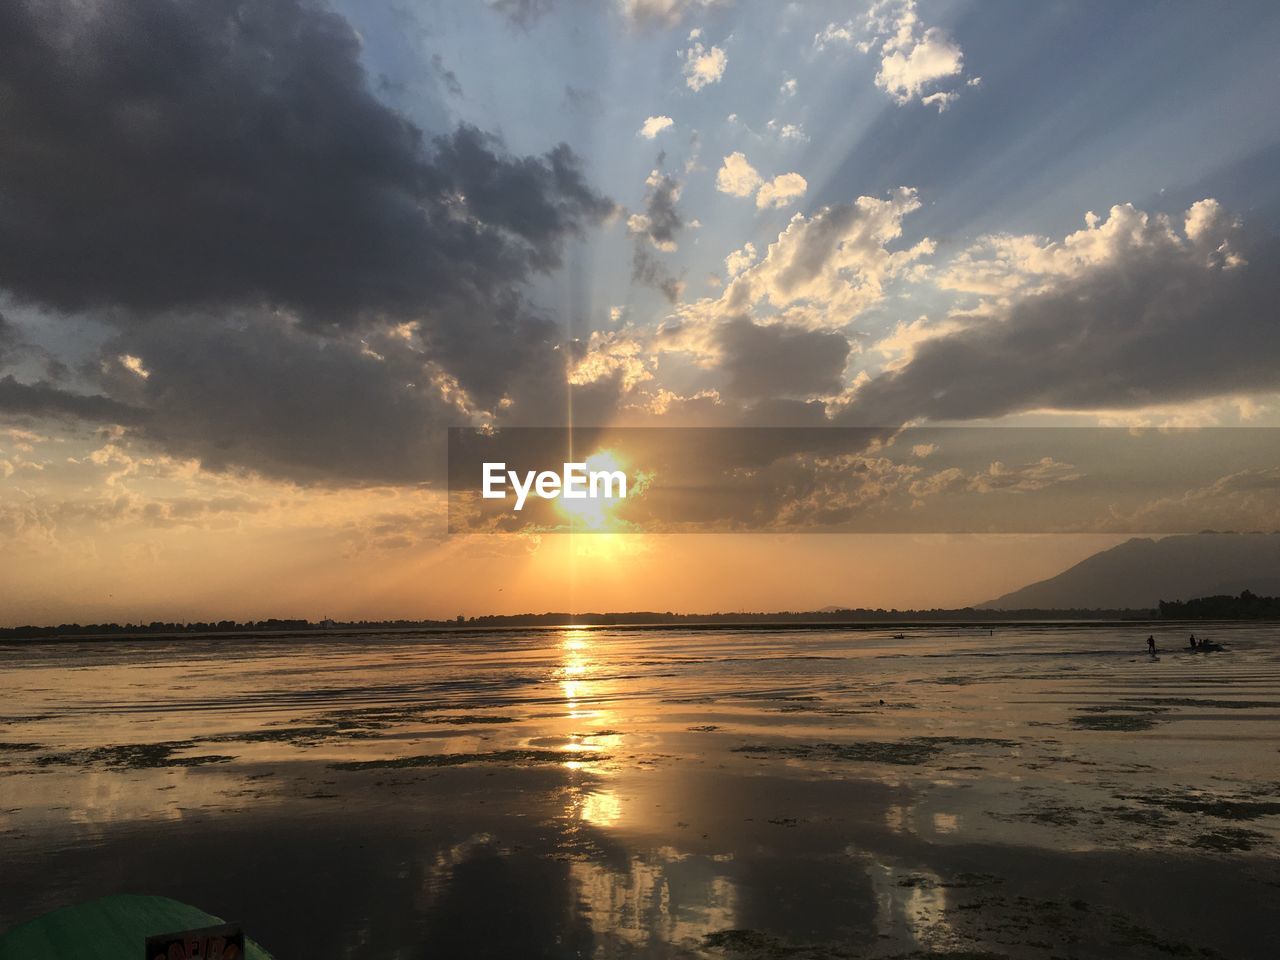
[715,152,762,197]
[638,115,675,138]
[682,36,727,91]
[821,0,973,111]
[716,153,807,210]
[755,172,808,209]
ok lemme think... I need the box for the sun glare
[555,449,628,531]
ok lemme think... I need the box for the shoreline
[0,615,1269,645]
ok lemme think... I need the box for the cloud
[716,318,850,400]
[567,331,654,392]
[632,247,686,304]
[965,458,1081,495]
[682,36,727,91]
[628,168,684,251]
[654,188,931,411]
[118,354,150,380]
[715,152,762,197]
[639,115,675,139]
[724,242,758,277]
[93,312,464,485]
[0,314,16,369]
[876,6,964,107]
[716,187,933,326]
[716,153,806,210]
[767,120,808,143]
[821,1,972,110]
[0,0,625,483]
[813,21,856,52]
[627,163,685,302]
[941,199,1248,299]
[0,0,614,411]
[622,0,725,28]
[0,1,599,320]
[906,457,1084,505]
[755,172,808,210]
[1113,467,1280,534]
[0,376,143,426]
[842,200,1280,425]
[870,314,968,371]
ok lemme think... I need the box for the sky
[1,0,1279,625]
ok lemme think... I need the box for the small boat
[0,894,276,960]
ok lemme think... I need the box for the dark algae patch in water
[734,736,1018,766]
[1123,697,1280,709]
[1076,704,1169,714]
[734,741,943,765]
[33,741,236,769]
[697,893,1234,959]
[915,736,1019,747]
[203,725,380,746]
[1118,788,1280,820]
[1189,828,1269,851]
[197,713,520,749]
[1070,714,1162,731]
[894,873,1003,890]
[329,749,608,771]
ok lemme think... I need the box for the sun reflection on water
[578,788,623,827]
[554,627,624,765]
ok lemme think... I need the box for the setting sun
[555,449,631,531]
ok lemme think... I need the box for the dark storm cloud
[0,376,143,426]
[628,163,685,302]
[0,0,611,319]
[0,0,621,481]
[841,218,1280,426]
[0,315,16,368]
[0,0,612,388]
[716,319,850,400]
[101,313,456,484]
[95,308,625,486]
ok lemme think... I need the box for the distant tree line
[0,618,313,640]
[456,608,1154,627]
[0,607,1164,640]
[1158,590,1280,620]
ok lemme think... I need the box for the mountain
[980,532,1280,610]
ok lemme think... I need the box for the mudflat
[2,624,1278,958]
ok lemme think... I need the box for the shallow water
[2,624,1279,958]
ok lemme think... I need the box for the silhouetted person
[1147,635,1156,655]
[1189,633,1197,649]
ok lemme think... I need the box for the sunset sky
[2,0,1279,624]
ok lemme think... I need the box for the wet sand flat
[2,624,1279,958]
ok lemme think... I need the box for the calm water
[2,624,1279,958]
